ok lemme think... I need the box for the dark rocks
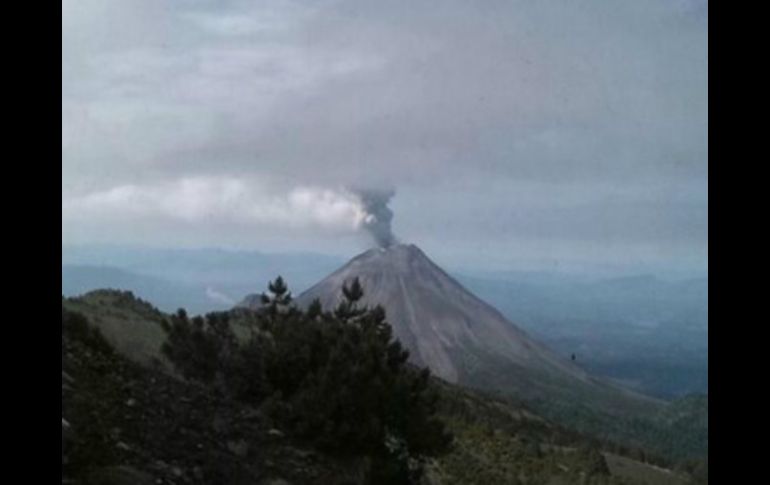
[261,479,292,485]
[227,439,249,457]
[87,465,154,485]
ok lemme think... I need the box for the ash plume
[351,188,398,248]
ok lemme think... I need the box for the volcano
[241,244,661,414]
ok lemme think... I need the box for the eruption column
[351,188,398,248]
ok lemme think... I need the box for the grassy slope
[447,339,707,464]
[62,291,169,367]
[427,379,695,485]
[604,454,689,485]
[62,304,364,485]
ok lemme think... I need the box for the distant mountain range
[62,245,345,315]
[62,244,345,297]
[62,265,229,316]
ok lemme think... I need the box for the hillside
[63,288,704,484]
[62,304,362,485]
[62,290,169,367]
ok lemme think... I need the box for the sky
[62,0,708,275]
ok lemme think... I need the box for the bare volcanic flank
[294,245,580,382]
[283,244,662,415]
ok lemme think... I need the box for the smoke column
[351,188,398,248]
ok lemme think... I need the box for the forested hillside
[62,279,704,484]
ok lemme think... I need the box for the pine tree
[261,276,292,306]
[334,277,367,322]
[259,276,296,329]
[306,298,323,320]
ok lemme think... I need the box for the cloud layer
[63,177,376,232]
[62,0,708,273]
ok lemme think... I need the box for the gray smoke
[352,188,398,248]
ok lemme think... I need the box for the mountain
[63,292,697,484]
[62,244,344,297]
[62,245,707,399]
[63,246,705,466]
[253,244,661,418]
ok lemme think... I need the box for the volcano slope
[280,244,662,421]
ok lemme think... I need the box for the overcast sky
[62,0,707,275]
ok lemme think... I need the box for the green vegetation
[529,393,707,465]
[425,380,694,485]
[63,303,358,484]
[159,276,452,483]
[62,278,705,484]
[62,289,169,367]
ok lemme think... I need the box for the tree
[286,278,452,480]
[334,277,367,322]
[261,276,292,307]
[258,276,296,332]
[159,276,452,484]
[160,309,238,389]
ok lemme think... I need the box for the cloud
[205,287,235,306]
[62,0,707,272]
[63,176,373,233]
